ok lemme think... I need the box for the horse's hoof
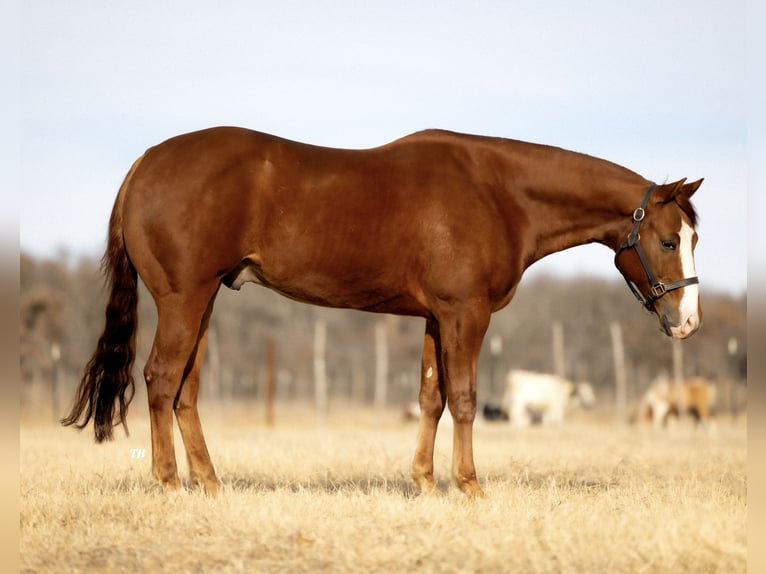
[417,485,442,498]
[165,485,188,497]
[203,480,221,497]
[457,479,486,499]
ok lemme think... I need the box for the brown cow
[637,377,717,429]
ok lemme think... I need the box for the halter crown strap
[615,183,699,310]
[624,183,655,248]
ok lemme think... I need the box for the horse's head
[614,178,703,339]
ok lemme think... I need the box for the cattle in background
[406,401,509,423]
[503,370,596,427]
[402,400,421,422]
[635,377,717,429]
[481,403,509,422]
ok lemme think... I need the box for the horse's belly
[222,256,429,316]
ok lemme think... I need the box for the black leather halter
[615,183,699,311]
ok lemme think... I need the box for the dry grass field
[20,402,746,573]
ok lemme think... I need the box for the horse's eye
[661,240,677,251]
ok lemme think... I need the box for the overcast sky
[15,1,750,294]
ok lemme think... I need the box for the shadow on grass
[485,469,620,493]
[222,473,425,498]
[87,471,427,498]
[89,469,617,498]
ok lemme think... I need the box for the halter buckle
[633,207,645,222]
[650,283,666,298]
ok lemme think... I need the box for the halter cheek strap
[615,183,699,311]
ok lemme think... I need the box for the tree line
[21,251,746,414]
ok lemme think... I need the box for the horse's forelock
[676,194,698,227]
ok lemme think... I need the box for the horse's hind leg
[412,318,446,495]
[144,284,218,491]
[174,294,220,495]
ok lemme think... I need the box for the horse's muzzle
[662,313,700,339]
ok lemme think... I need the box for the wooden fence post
[314,319,327,427]
[374,320,388,424]
[552,321,565,378]
[264,337,275,427]
[673,339,685,421]
[207,326,221,401]
[610,322,627,423]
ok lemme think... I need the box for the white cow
[503,370,595,427]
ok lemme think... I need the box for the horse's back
[119,127,521,315]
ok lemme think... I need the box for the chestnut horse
[62,127,702,497]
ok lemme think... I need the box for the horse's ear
[662,177,701,226]
[655,179,686,203]
[682,178,703,199]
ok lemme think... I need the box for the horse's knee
[173,396,191,414]
[448,393,476,424]
[419,389,445,418]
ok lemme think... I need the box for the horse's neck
[500,147,648,266]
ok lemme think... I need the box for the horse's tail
[61,158,142,442]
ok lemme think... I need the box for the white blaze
[677,219,699,328]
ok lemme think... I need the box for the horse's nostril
[683,315,699,336]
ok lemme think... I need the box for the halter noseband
[615,183,699,311]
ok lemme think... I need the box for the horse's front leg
[411,318,446,495]
[438,302,490,498]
